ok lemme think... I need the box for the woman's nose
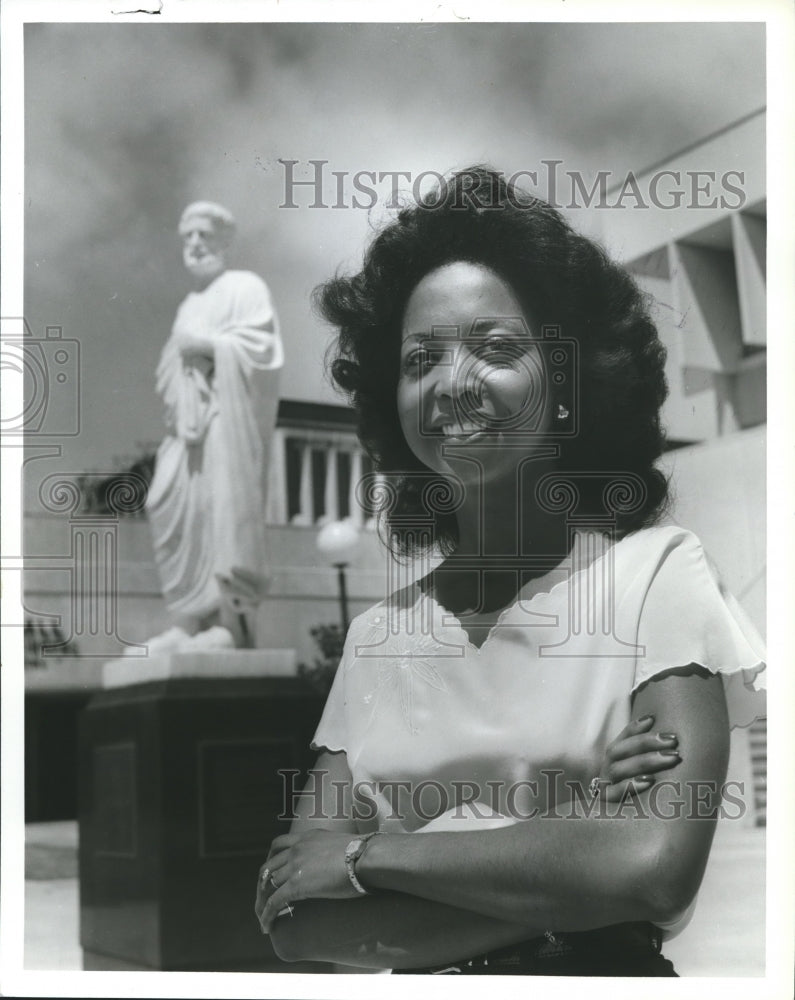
[430,355,453,402]
[429,344,481,410]
[426,342,460,403]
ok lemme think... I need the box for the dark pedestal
[78,676,332,972]
[26,689,96,822]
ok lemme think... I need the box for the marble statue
[143,201,282,652]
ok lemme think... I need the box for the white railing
[265,426,383,528]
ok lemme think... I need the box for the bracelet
[344,831,379,895]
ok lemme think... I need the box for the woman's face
[397,261,553,486]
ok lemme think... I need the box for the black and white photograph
[1,2,792,997]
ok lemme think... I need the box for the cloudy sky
[22,20,765,478]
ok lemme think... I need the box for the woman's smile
[438,421,488,442]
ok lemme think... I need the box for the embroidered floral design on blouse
[355,598,449,734]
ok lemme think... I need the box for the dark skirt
[391,921,677,976]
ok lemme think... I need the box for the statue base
[78,650,332,972]
[102,647,297,688]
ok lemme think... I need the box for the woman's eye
[403,348,426,370]
[475,338,522,365]
[403,347,442,372]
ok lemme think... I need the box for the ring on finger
[588,776,603,799]
[259,867,271,889]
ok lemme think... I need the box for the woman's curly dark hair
[316,165,669,557]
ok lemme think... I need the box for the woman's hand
[595,713,681,801]
[255,830,366,935]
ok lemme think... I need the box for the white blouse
[311,524,767,934]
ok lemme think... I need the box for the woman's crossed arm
[259,666,728,967]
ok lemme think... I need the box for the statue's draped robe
[146,270,283,619]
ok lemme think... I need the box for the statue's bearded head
[178,201,236,286]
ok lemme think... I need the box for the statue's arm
[178,331,216,360]
[216,272,283,365]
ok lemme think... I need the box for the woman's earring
[556,403,570,421]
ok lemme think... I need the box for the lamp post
[316,519,361,635]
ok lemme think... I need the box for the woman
[255,167,766,975]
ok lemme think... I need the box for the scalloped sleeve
[630,529,766,729]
